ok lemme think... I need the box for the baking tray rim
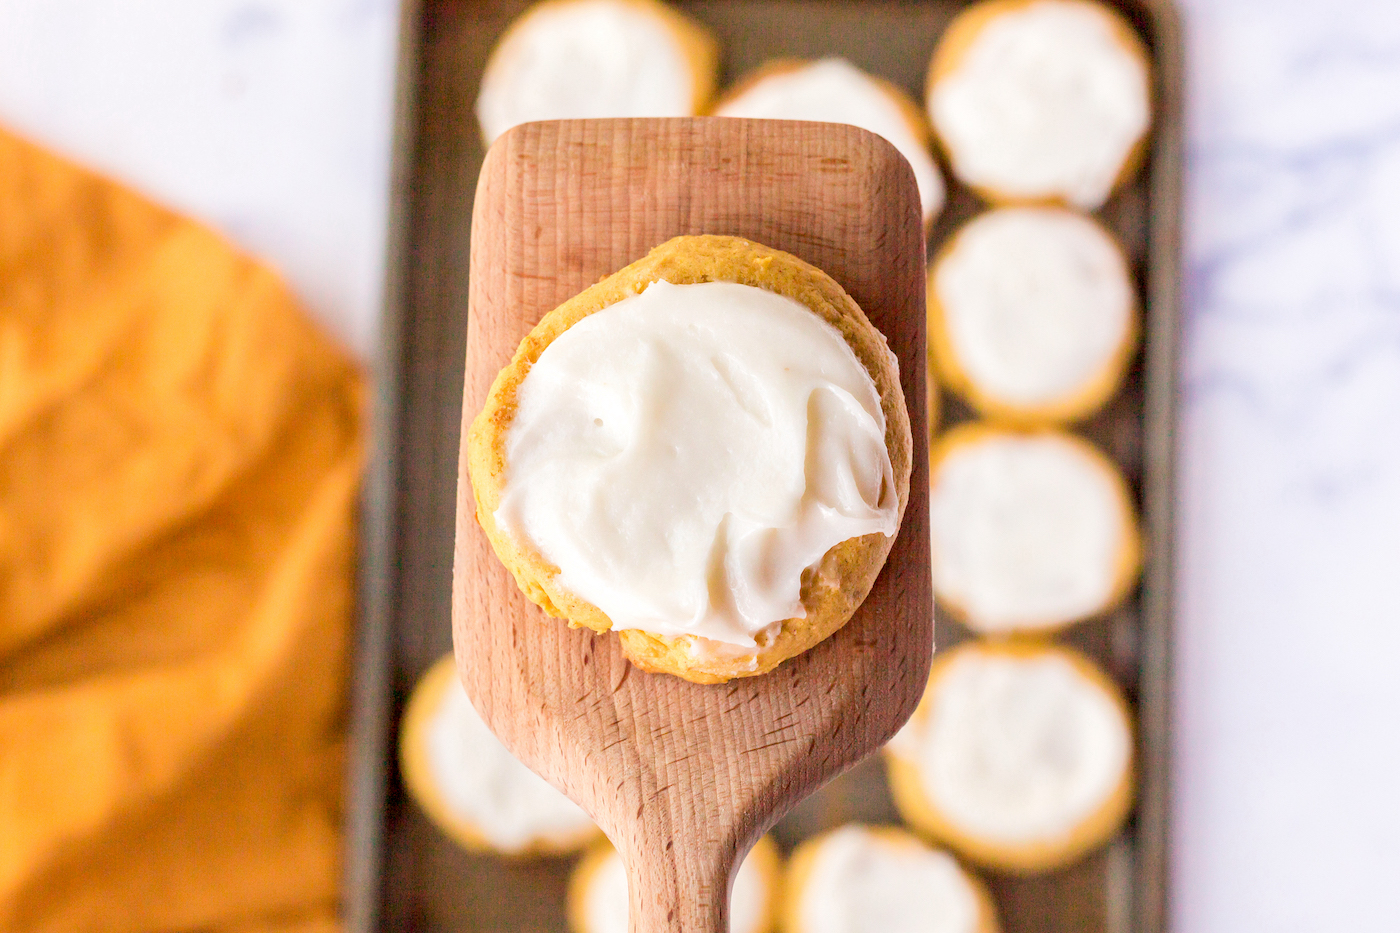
[344,0,1183,929]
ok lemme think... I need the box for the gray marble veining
[1176,0,1400,929]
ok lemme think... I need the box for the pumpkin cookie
[928,207,1137,424]
[476,0,718,146]
[928,424,1140,635]
[927,0,1151,209]
[467,236,911,683]
[885,641,1135,873]
[783,824,1000,933]
[398,654,599,855]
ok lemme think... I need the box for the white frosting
[717,58,945,223]
[584,842,770,933]
[916,649,1131,842]
[476,0,697,145]
[495,279,898,648]
[799,826,980,933]
[425,677,594,852]
[929,432,1125,632]
[884,712,925,761]
[934,207,1133,407]
[929,0,1150,209]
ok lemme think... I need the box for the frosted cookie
[928,424,1139,635]
[928,207,1137,424]
[927,0,1151,209]
[476,0,718,146]
[885,641,1134,873]
[783,824,1000,933]
[714,58,946,225]
[467,235,912,684]
[568,835,781,933]
[398,655,599,855]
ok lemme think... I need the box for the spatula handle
[624,836,733,933]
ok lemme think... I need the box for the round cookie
[927,0,1152,209]
[928,207,1137,424]
[476,0,718,146]
[884,641,1135,874]
[714,58,946,226]
[928,423,1140,635]
[782,824,1000,933]
[467,235,912,684]
[398,655,600,856]
[568,835,782,933]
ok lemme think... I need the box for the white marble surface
[3,0,1399,930]
[1174,0,1400,928]
[0,0,399,359]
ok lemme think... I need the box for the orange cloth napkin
[0,127,365,932]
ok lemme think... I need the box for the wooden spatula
[453,118,931,933]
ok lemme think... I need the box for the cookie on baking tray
[884,641,1135,874]
[476,0,718,145]
[927,0,1152,209]
[398,654,600,855]
[927,423,1140,636]
[928,207,1137,425]
[782,823,1001,933]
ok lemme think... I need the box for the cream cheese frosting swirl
[493,279,899,648]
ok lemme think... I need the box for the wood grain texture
[452,118,931,933]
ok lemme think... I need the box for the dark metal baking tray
[345,0,1181,930]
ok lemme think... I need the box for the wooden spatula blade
[454,117,931,933]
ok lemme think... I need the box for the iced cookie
[398,655,599,855]
[476,0,718,145]
[928,207,1136,424]
[467,236,911,683]
[885,641,1134,873]
[928,424,1139,635]
[782,824,1000,933]
[927,0,1151,209]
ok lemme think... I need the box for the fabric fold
[0,126,365,933]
